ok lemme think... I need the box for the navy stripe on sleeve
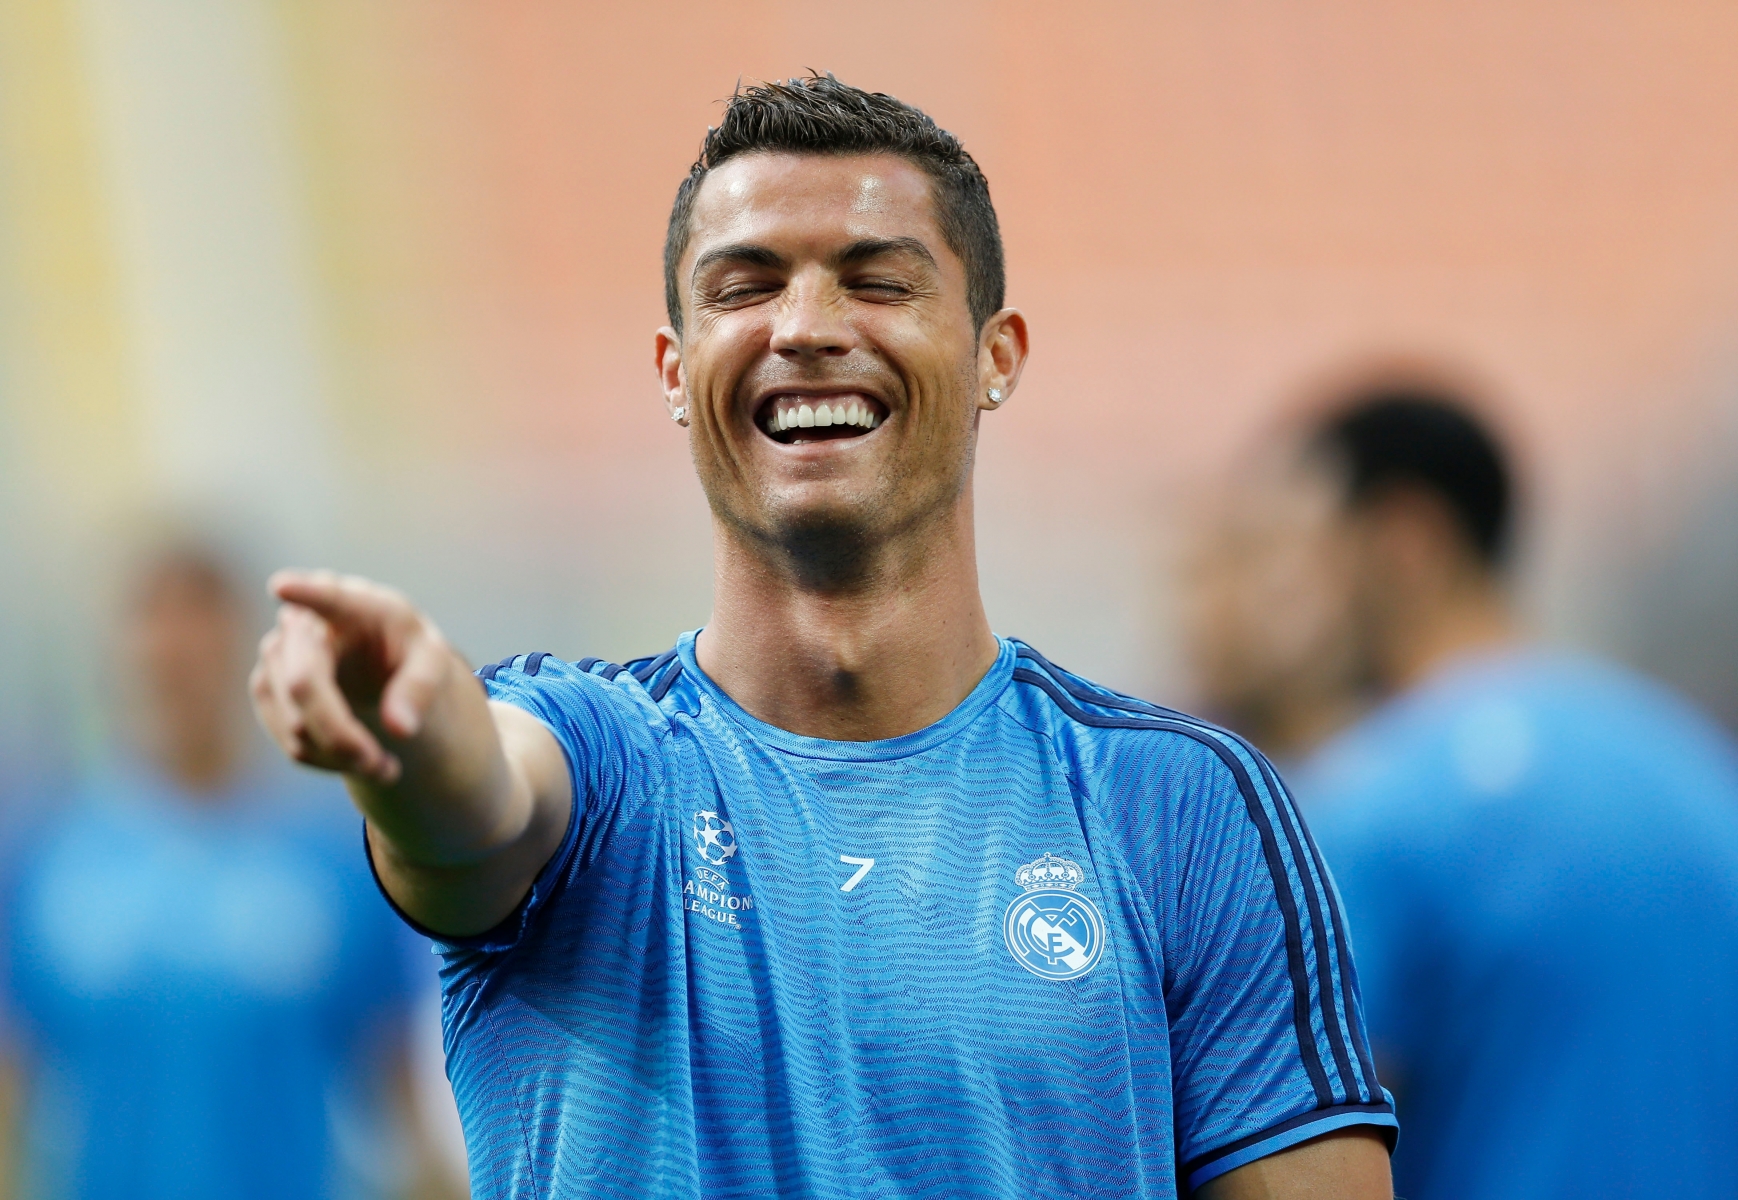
[1203,721,1368,1104]
[476,655,518,682]
[630,649,677,684]
[1253,748,1360,1102]
[648,662,685,703]
[1261,758,1384,1099]
[1014,644,1195,722]
[1183,1101,1397,1189]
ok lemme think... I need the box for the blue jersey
[1296,649,1738,1200]
[406,633,1394,1199]
[1,759,416,1200]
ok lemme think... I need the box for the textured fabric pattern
[1298,649,1738,1200]
[425,633,1393,1199]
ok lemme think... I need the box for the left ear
[976,308,1030,410]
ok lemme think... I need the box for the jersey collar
[672,631,1016,762]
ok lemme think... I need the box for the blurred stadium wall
[3,0,1738,777]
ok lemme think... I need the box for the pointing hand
[250,571,460,785]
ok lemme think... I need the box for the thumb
[377,630,458,740]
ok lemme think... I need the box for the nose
[769,273,855,360]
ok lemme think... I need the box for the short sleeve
[1162,734,1397,1190]
[369,654,668,955]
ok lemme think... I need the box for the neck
[1378,573,1520,694]
[696,494,999,741]
[1245,689,1367,762]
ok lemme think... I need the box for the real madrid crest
[1003,853,1107,981]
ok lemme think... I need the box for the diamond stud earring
[986,388,1004,406]
[671,405,688,425]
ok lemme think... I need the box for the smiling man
[251,75,1395,1199]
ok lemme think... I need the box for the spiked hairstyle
[663,73,1004,334]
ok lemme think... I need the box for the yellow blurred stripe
[0,0,145,527]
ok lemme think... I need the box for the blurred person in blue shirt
[0,540,451,1200]
[1273,390,1738,1198]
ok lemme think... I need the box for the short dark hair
[1313,388,1514,565]
[663,73,1004,334]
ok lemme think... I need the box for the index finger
[269,570,408,633]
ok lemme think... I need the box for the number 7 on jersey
[838,855,875,892]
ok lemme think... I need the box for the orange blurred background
[4,0,1738,772]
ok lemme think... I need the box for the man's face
[1177,453,1363,725]
[121,562,244,756]
[660,152,990,570]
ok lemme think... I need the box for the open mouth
[757,393,888,445]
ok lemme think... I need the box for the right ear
[655,327,687,425]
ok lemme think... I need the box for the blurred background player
[0,535,460,1200]
[1184,386,1738,1199]
[1174,440,1365,770]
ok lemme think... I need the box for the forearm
[345,648,519,867]
[362,699,572,937]
[364,709,570,932]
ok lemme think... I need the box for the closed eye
[715,284,781,305]
[850,278,915,298]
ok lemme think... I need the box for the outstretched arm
[250,571,571,937]
[1196,1129,1391,1199]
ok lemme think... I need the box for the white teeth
[762,397,884,437]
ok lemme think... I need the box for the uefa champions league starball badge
[1003,853,1107,981]
[693,811,738,866]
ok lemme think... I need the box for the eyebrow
[690,242,790,278]
[830,237,937,270]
